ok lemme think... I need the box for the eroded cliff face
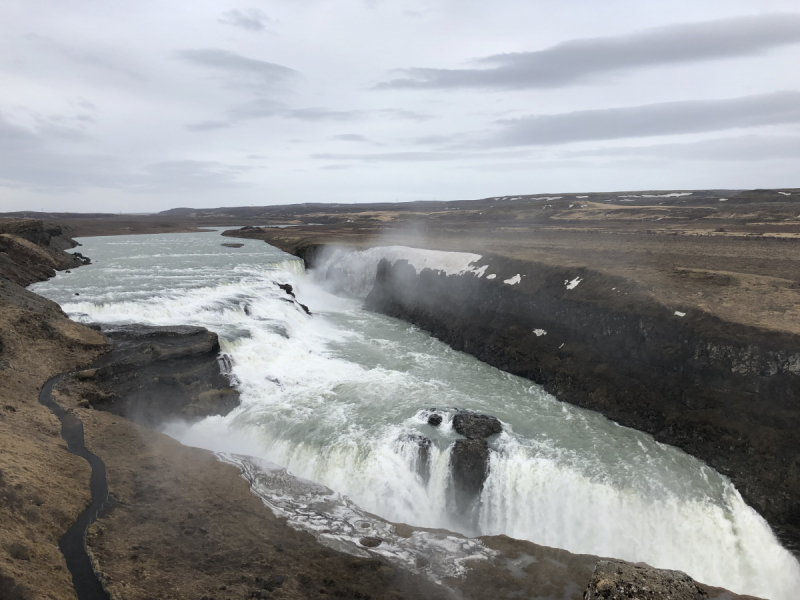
[360,254,800,551]
[0,218,89,287]
[63,324,240,426]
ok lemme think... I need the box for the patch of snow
[314,246,488,298]
[641,192,692,198]
[533,329,547,337]
[536,196,563,201]
[486,274,497,280]
[569,204,574,208]
[778,191,792,196]
[719,198,728,202]
[504,274,522,285]
[577,195,589,198]
[328,246,485,277]
[674,311,686,317]
[565,277,582,290]
[558,343,564,349]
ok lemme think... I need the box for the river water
[31,229,800,599]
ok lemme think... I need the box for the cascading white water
[32,231,800,599]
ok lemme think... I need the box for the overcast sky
[1,0,799,212]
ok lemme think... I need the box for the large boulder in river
[449,438,490,515]
[452,411,503,439]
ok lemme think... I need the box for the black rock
[84,324,240,426]
[452,411,502,439]
[427,413,443,427]
[359,537,382,548]
[277,283,295,298]
[448,438,490,514]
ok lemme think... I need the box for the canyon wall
[304,246,800,551]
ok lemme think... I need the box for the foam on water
[31,231,800,599]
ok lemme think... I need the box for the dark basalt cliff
[67,324,240,426]
[361,255,800,551]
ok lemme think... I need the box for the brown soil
[0,299,109,600]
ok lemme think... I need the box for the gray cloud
[0,113,249,193]
[218,8,275,32]
[377,13,800,90]
[486,91,800,146]
[331,134,371,142]
[565,134,800,162]
[312,151,465,162]
[186,100,431,130]
[25,34,146,81]
[185,120,231,132]
[374,109,432,122]
[311,149,530,162]
[175,49,296,88]
[133,160,250,192]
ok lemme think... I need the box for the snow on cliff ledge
[315,245,486,298]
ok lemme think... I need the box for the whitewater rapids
[31,231,800,599]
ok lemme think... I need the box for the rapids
[31,230,800,599]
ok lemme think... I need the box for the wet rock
[359,537,382,548]
[452,411,502,439]
[275,282,311,315]
[425,409,443,427]
[277,282,295,298]
[221,242,244,248]
[396,433,432,484]
[449,438,490,514]
[78,324,240,426]
[584,560,709,599]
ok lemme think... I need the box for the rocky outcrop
[452,411,503,439]
[276,282,311,315]
[426,409,503,515]
[0,218,87,287]
[584,560,764,600]
[70,325,240,426]
[585,561,706,600]
[449,439,490,514]
[363,254,800,551]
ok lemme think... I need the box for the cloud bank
[378,14,800,90]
